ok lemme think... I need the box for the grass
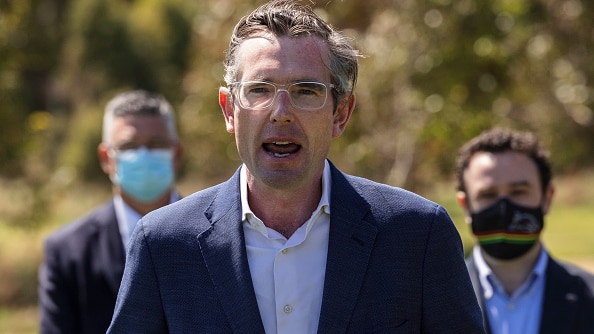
[541,204,594,271]
[0,170,592,332]
[0,307,38,334]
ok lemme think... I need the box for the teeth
[273,141,291,145]
[274,153,290,157]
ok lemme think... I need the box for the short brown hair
[223,0,361,103]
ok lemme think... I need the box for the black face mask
[470,198,544,260]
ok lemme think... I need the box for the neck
[248,178,323,239]
[483,242,542,295]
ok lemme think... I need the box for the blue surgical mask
[112,147,174,203]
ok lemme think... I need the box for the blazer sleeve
[421,206,485,333]
[39,237,80,334]
[108,219,167,333]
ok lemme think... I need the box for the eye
[116,143,140,151]
[244,82,273,95]
[476,191,497,201]
[146,141,173,150]
[510,189,527,196]
[509,187,532,199]
[292,83,324,97]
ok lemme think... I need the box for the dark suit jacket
[466,254,594,334]
[39,201,126,334]
[108,163,485,333]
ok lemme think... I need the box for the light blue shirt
[473,246,548,334]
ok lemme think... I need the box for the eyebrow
[508,180,532,188]
[474,179,532,195]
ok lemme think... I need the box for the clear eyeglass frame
[107,143,174,157]
[230,81,335,110]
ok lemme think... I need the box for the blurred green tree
[0,0,68,176]
[1,0,593,221]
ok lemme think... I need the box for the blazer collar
[317,162,378,333]
[466,255,492,334]
[197,169,266,333]
[540,257,582,334]
[95,201,126,297]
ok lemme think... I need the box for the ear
[542,184,555,215]
[456,191,473,224]
[332,93,355,138]
[219,87,235,133]
[98,143,113,175]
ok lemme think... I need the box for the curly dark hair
[455,127,552,193]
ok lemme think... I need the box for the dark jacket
[39,201,125,334]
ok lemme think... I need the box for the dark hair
[223,0,361,102]
[455,127,552,193]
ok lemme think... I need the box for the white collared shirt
[114,192,180,250]
[473,245,548,334]
[241,160,331,334]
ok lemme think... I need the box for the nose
[270,89,294,123]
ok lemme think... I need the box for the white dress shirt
[241,161,331,334]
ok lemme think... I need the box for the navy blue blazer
[108,163,484,333]
[40,201,126,334]
[466,254,594,334]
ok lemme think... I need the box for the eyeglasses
[230,81,334,110]
[108,142,174,154]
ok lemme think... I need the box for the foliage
[326,0,594,189]
[0,0,68,175]
[1,0,593,220]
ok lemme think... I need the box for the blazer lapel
[539,258,581,334]
[317,165,378,333]
[197,172,265,334]
[96,202,126,297]
[466,256,492,334]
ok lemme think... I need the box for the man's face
[220,35,353,191]
[100,115,180,185]
[458,151,553,219]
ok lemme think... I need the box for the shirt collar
[473,245,549,298]
[240,160,332,235]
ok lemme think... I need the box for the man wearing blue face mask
[455,127,594,334]
[39,90,183,334]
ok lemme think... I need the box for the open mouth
[263,141,301,157]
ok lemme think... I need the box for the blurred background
[1,0,593,332]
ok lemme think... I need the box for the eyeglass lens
[112,142,173,152]
[237,81,329,110]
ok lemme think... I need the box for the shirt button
[508,303,515,310]
[283,305,292,314]
[281,249,288,254]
